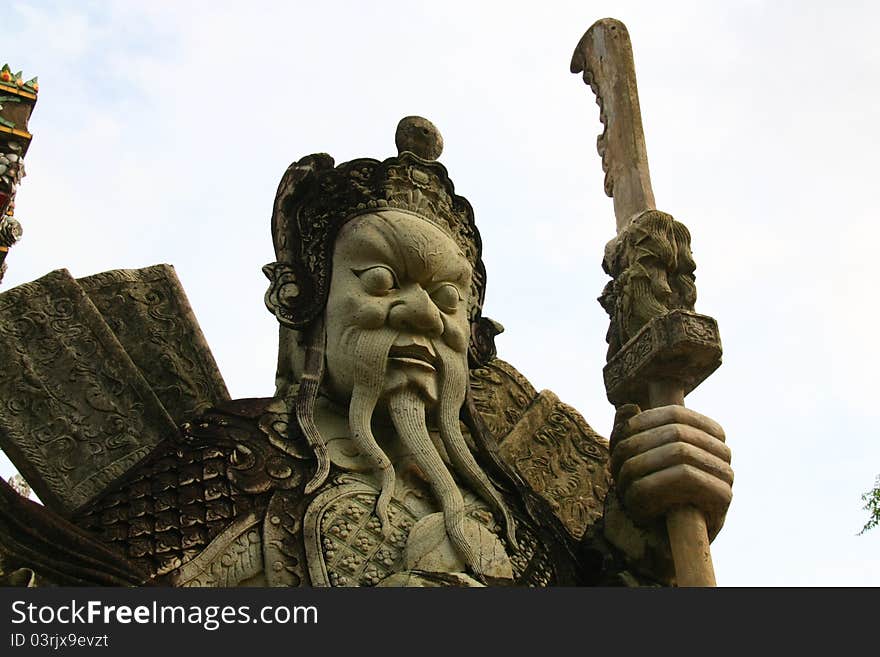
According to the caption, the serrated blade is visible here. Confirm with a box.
[571,18,656,233]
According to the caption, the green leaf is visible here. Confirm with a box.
[858,475,880,535]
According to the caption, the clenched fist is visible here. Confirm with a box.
[610,404,733,538]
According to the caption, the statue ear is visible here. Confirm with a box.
[468,316,504,368]
[262,261,301,328]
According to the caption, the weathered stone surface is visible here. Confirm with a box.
[603,309,721,407]
[469,358,537,442]
[79,264,230,425]
[0,269,177,515]
[571,18,655,231]
[395,116,444,161]
[573,18,730,586]
[73,398,301,579]
[171,512,263,587]
[498,390,611,541]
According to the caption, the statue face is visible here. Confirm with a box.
[298,209,517,576]
[323,210,472,406]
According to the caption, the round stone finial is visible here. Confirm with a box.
[395,116,444,161]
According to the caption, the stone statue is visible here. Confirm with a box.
[0,23,733,587]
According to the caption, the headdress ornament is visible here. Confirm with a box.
[265,116,500,366]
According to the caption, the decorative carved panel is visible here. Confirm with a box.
[0,269,177,515]
[79,265,229,425]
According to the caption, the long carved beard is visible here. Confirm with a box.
[435,345,518,551]
[387,388,484,574]
[345,328,516,575]
[348,329,399,534]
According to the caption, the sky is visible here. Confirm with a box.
[1,0,878,586]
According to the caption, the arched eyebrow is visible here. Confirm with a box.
[427,253,471,287]
[336,216,407,270]
[371,214,472,286]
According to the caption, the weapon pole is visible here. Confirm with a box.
[572,19,722,586]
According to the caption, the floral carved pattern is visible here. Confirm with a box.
[468,358,537,442]
[303,474,556,587]
[0,269,177,515]
[79,265,230,425]
[497,390,611,541]
[172,513,263,587]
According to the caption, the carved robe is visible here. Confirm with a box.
[67,358,629,587]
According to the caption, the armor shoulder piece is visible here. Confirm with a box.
[471,358,611,541]
[468,358,538,441]
[72,397,311,580]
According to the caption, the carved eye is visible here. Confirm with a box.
[430,283,462,312]
[354,266,398,295]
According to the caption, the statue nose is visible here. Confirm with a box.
[388,288,443,336]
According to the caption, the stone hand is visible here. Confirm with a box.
[610,404,733,539]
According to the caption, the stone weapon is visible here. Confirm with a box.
[571,19,723,586]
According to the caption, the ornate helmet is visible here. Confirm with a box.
[264,116,500,366]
